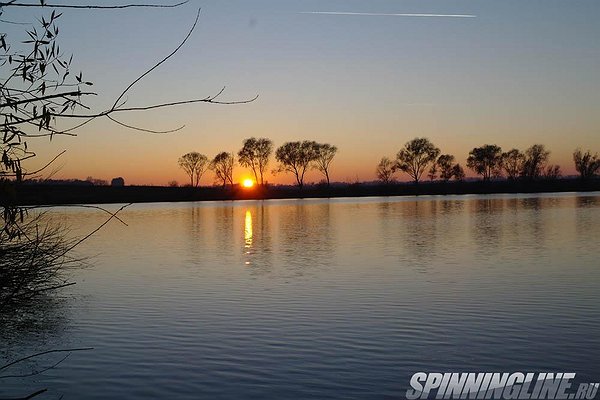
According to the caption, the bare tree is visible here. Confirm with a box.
[376,157,396,184]
[396,138,440,184]
[210,152,234,188]
[466,144,503,180]
[312,143,337,186]
[237,137,272,186]
[521,144,550,180]
[274,141,318,189]
[178,152,208,187]
[501,149,524,180]
[573,148,600,180]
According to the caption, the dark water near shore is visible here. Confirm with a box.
[2,193,600,399]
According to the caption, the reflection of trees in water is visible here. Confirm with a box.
[574,196,600,252]
[468,198,503,256]
[378,199,465,273]
[377,201,396,256]
[500,197,548,253]
[275,202,334,277]
[186,206,212,260]
[436,199,466,254]
[213,205,235,260]
[518,197,545,251]
[184,203,278,273]
[576,196,600,209]
[403,201,439,269]
[401,201,441,272]
[183,204,239,271]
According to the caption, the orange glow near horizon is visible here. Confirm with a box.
[242,178,255,188]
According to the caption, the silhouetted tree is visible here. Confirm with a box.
[573,148,600,180]
[238,137,273,186]
[376,157,396,184]
[274,141,318,188]
[501,149,525,180]
[110,177,125,187]
[86,176,108,186]
[467,144,503,180]
[428,164,438,181]
[312,143,337,186]
[436,154,456,182]
[178,152,208,187]
[452,164,466,181]
[396,138,440,184]
[544,165,561,180]
[521,144,550,179]
[210,152,235,188]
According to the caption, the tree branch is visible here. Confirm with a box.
[0,1,188,9]
[0,348,93,372]
[110,6,200,110]
[0,91,95,108]
[106,114,184,134]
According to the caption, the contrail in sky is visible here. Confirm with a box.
[299,11,476,18]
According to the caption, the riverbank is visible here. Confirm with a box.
[9,178,600,206]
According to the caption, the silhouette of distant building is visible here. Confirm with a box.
[111,177,125,187]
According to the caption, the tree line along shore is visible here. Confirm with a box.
[176,137,600,190]
[9,178,600,206]
[7,137,600,206]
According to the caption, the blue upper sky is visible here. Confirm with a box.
[3,0,599,184]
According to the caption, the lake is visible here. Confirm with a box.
[2,193,600,399]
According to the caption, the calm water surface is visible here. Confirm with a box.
[2,193,600,399]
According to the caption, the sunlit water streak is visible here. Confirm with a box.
[1,193,599,399]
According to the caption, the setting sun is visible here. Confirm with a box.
[242,179,255,188]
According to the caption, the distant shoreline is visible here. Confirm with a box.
[10,178,600,206]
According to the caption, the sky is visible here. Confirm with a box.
[4,0,600,185]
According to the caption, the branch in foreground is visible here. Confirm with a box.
[0,348,94,372]
[0,1,188,9]
[0,353,70,379]
[23,204,129,226]
[0,348,94,400]
[52,202,132,260]
[111,6,201,110]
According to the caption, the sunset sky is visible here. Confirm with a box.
[7,0,600,185]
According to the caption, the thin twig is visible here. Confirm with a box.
[0,348,93,372]
[22,204,129,226]
[0,353,70,379]
[107,114,184,134]
[52,203,131,259]
[22,150,66,177]
[111,7,201,110]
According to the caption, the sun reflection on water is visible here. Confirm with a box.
[244,210,253,265]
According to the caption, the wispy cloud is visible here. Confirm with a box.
[299,11,476,18]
